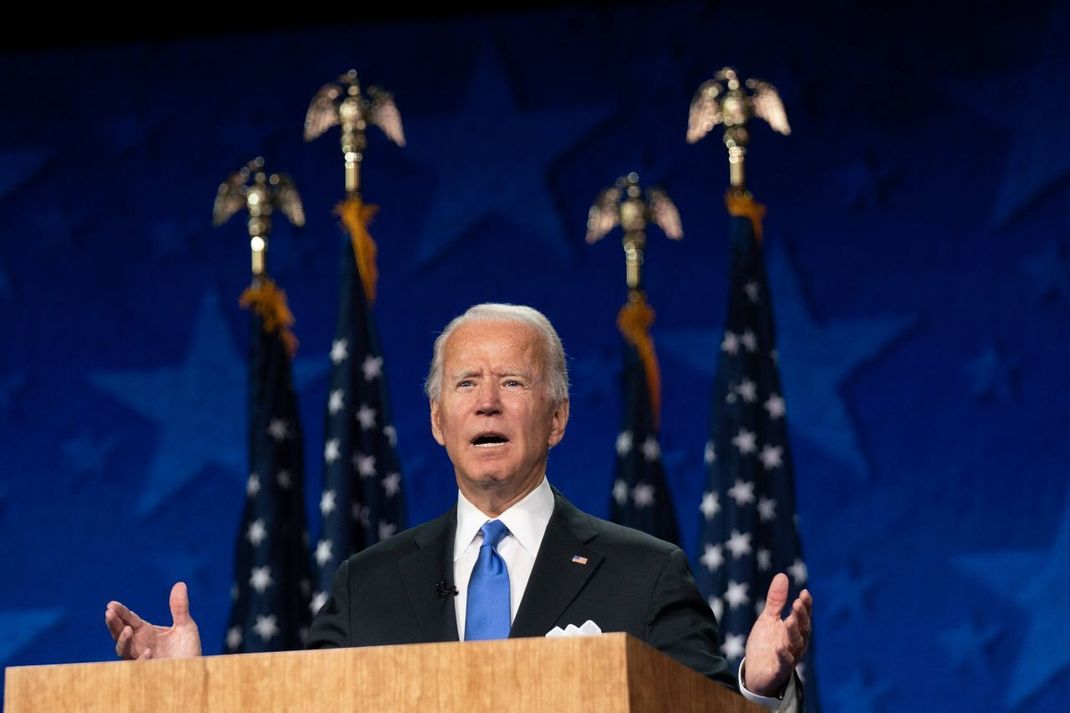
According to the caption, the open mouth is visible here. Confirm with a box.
[471,433,509,448]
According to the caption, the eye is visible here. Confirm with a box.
[456,379,475,389]
[503,378,524,389]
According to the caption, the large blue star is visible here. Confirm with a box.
[964,344,1018,402]
[0,609,64,665]
[60,430,119,477]
[829,669,892,713]
[939,615,1001,673]
[405,46,609,268]
[91,290,245,516]
[1020,239,1069,304]
[814,566,874,622]
[955,491,1070,707]
[658,239,913,479]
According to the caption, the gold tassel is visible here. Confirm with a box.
[240,278,299,359]
[725,191,766,243]
[336,195,381,304]
[617,294,662,430]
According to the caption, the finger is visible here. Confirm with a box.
[104,608,125,641]
[792,597,812,637]
[115,625,135,660]
[106,600,145,629]
[169,581,192,627]
[138,648,153,661]
[763,573,790,618]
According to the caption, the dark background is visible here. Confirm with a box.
[2,2,1068,710]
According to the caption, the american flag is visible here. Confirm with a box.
[224,277,314,653]
[311,200,406,616]
[694,193,820,709]
[608,294,681,546]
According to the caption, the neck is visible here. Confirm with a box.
[461,474,544,517]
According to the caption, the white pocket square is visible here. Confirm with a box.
[545,620,603,637]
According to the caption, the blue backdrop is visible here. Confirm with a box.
[2,2,1069,710]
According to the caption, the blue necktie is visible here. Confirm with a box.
[465,519,511,641]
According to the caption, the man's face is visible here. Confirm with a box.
[430,319,569,509]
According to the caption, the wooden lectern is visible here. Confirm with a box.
[5,633,762,712]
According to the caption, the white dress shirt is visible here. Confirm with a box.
[451,475,796,712]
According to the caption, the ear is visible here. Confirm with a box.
[430,399,446,446]
[547,399,570,448]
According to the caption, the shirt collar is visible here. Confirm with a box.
[454,475,555,561]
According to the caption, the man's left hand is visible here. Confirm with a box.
[742,572,812,697]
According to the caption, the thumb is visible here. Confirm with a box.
[169,581,192,627]
[763,572,790,619]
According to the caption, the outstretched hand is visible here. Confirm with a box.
[104,581,202,660]
[742,573,812,697]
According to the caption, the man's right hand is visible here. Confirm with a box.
[104,581,202,660]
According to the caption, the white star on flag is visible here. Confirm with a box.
[640,436,661,461]
[757,548,772,571]
[700,491,721,520]
[361,355,383,381]
[246,473,260,497]
[310,591,328,616]
[357,505,370,527]
[632,482,656,507]
[383,425,397,446]
[721,633,746,660]
[731,428,757,455]
[249,566,273,593]
[319,489,336,516]
[759,444,783,470]
[329,339,349,364]
[721,331,740,355]
[314,539,333,566]
[736,379,757,403]
[789,558,808,585]
[708,596,724,623]
[740,330,757,352]
[324,439,340,464]
[724,580,749,609]
[382,472,401,497]
[726,530,753,559]
[354,454,377,478]
[704,440,716,464]
[328,389,345,415]
[247,519,267,546]
[276,469,292,489]
[615,430,633,456]
[356,404,377,430]
[613,479,629,505]
[764,393,786,419]
[226,626,242,651]
[757,497,777,522]
[701,543,725,572]
[267,419,289,441]
[743,281,760,302]
[378,521,397,540]
[253,614,279,641]
[727,479,756,506]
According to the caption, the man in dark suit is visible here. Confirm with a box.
[106,303,811,710]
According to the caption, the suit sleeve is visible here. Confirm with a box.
[644,546,738,690]
[305,559,352,649]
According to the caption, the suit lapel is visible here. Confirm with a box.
[510,491,604,638]
[397,507,460,643]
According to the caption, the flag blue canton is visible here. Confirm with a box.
[311,231,406,616]
[225,284,314,653]
[608,301,681,545]
[694,198,820,709]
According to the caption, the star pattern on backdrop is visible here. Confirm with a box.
[830,669,892,713]
[954,491,1070,707]
[0,609,64,666]
[659,238,913,479]
[964,343,1018,402]
[405,46,609,267]
[939,614,1001,673]
[91,289,245,515]
[0,147,51,200]
[815,566,874,621]
[1020,238,1069,303]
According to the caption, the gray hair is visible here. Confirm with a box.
[424,303,570,404]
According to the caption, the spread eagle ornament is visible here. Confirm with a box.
[686,67,789,190]
[304,69,405,196]
[212,157,305,276]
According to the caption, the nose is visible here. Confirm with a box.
[475,381,502,416]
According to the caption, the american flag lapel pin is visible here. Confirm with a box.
[571,555,588,565]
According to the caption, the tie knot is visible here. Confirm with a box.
[480,520,509,549]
